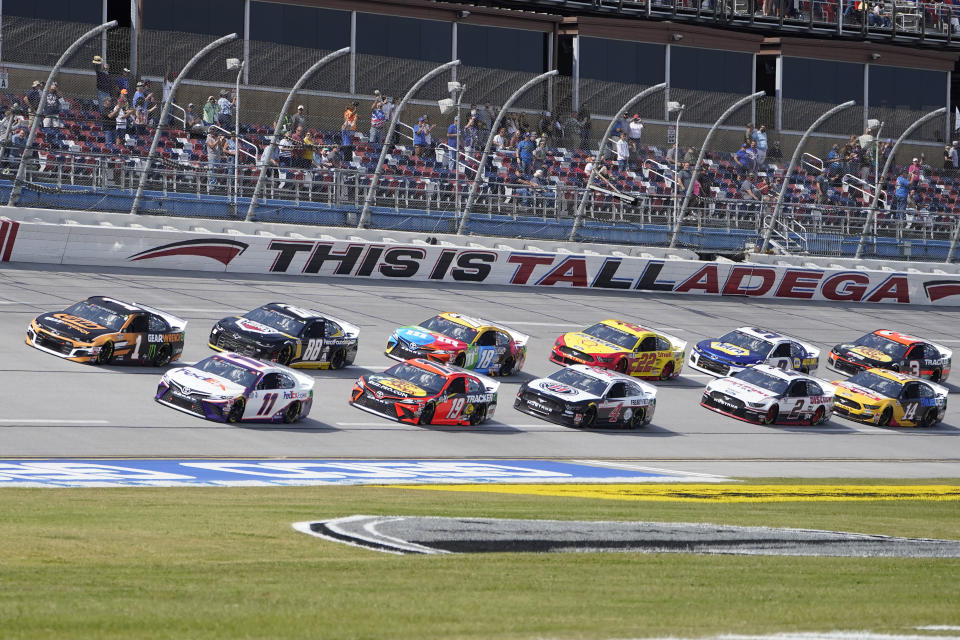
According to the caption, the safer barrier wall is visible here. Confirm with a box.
[3,216,960,306]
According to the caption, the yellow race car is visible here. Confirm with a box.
[550,319,686,380]
[832,368,948,427]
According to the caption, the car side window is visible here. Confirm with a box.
[259,373,282,390]
[608,382,627,398]
[638,336,658,352]
[304,322,324,339]
[923,344,940,360]
[447,377,467,395]
[278,373,296,390]
[627,383,645,397]
[917,383,935,398]
[902,382,920,399]
[324,321,343,338]
[770,343,791,358]
[466,377,484,394]
[789,342,805,358]
[905,345,923,361]
[128,314,149,333]
[787,381,807,397]
[477,331,496,347]
[806,381,824,396]
[655,337,671,351]
[495,331,511,347]
[148,315,169,332]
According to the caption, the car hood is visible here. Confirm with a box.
[834,381,887,403]
[221,317,291,344]
[394,326,467,351]
[525,377,600,404]
[33,312,116,343]
[695,339,764,366]
[558,332,627,356]
[707,377,778,403]
[833,343,895,365]
[165,367,247,397]
[364,374,432,399]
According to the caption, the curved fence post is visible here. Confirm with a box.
[246,46,350,222]
[854,107,945,259]
[358,59,460,229]
[568,83,667,242]
[760,100,855,253]
[131,33,238,215]
[669,91,765,249]
[8,21,118,207]
[456,69,559,235]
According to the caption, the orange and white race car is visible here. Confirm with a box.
[550,319,685,380]
[828,329,951,382]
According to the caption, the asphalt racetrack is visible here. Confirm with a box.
[1,263,958,478]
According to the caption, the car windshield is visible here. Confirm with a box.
[852,333,909,360]
[419,315,478,344]
[582,323,637,350]
[547,368,608,396]
[384,362,447,395]
[717,330,774,355]
[846,370,903,398]
[62,301,127,331]
[193,356,260,389]
[245,306,307,335]
[733,368,789,395]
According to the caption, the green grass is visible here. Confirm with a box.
[1,481,959,640]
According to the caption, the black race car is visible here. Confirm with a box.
[827,329,952,383]
[209,302,359,369]
[25,296,187,365]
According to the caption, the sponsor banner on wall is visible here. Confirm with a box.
[5,219,960,306]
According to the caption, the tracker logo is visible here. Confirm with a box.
[128,239,248,266]
[923,280,960,303]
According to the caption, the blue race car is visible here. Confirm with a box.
[687,326,820,378]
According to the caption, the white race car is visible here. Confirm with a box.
[514,364,657,429]
[688,326,821,378]
[155,352,314,423]
[700,364,834,425]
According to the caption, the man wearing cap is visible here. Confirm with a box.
[42,82,62,129]
[26,81,42,119]
[627,114,644,168]
[132,81,146,111]
[289,105,307,134]
[93,56,112,106]
[516,132,535,175]
[341,101,358,148]
[115,67,130,98]
[413,116,430,158]
[202,96,217,130]
[516,168,546,207]
[949,141,959,174]
[217,89,234,129]
[445,116,460,170]
[185,103,203,136]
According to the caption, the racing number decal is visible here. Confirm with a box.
[476,349,495,370]
[607,403,622,422]
[302,339,323,361]
[908,360,921,377]
[788,399,805,418]
[257,393,279,416]
[633,352,659,375]
[446,397,466,419]
[903,402,919,422]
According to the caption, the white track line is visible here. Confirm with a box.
[0,419,110,424]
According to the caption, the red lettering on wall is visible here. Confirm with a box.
[507,254,556,285]
[774,270,823,299]
[866,275,910,304]
[821,273,870,301]
[721,266,776,296]
[674,265,720,294]
[537,257,589,287]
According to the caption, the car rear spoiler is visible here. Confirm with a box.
[135,302,188,331]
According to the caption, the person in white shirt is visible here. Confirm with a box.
[611,132,630,172]
[627,115,644,167]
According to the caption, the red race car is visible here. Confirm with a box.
[349,358,499,426]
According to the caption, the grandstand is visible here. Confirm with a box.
[0,0,958,261]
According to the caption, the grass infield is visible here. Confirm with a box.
[1,479,959,640]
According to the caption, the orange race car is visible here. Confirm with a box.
[827,329,952,382]
[550,319,686,380]
[25,296,186,366]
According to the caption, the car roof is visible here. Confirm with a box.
[405,357,460,378]
[86,296,145,315]
[733,326,784,341]
[212,352,272,373]
[749,363,806,380]
[873,329,923,346]
[263,302,324,320]
[598,319,653,337]
[862,367,914,384]
[567,364,630,382]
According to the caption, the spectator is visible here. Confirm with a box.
[611,112,629,138]
[369,99,386,145]
[735,142,754,175]
[413,116,430,157]
[26,80,42,119]
[185,103,205,136]
[93,56,111,105]
[381,96,395,123]
[745,122,755,143]
[290,104,307,131]
[682,146,698,165]
[752,125,768,167]
[894,168,911,212]
[161,69,175,116]
[532,136,548,170]
[98,98,117,146]
[202,96,217,130]
[612,131,630,172]
[217,89,234,128]
[516,131,535,174]
[133,96,155,136]
[868,3,891,26]
[478,102,495,131]
[948,141,959,174]
[565,111,581,150]
[301,130,318,168]
[767,140,784,164]
[740,173,761,201]
[341,101,358,148]
[42,82,62,129]
[206,129,224,186]
[537,110,552,138]
[492,126,507,152]
[277,131,294,168]
[516,168,545,206]
[815,170,831,204]
[576,108,592,151]
[827,144,843,175]
[115,67,130,98]
[464,114,480,153]
[113,90,132,144]
[677,161,692,193]
[627,114,644,166]
[908,156,923,184]
[445,116,459,168]
[583,155,595,178]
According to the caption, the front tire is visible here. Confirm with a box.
[469,404,486,426]
[762,405,779,425]
[418,403,436,425]
[919,408,938,428]
[226,397,245,423]
[283,401,301,424]
[626,408,646,430]
[810,405,825,426]
[453,353,466,368]
[579,405,597,429]
[95,341,114,365]
[276,344,294,366]
[615,359,628,373]
[877,407,893,426]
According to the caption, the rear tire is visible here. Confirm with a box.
[919,408,937,428]
[276,344,293,366]
[931,368,942,383]
[468,404,486,426]
[453,353,466,367]
[152,344,172,367]
[226,397,245,423]
[500,357,515,377]
[330,348,346,370]
[283,401,301,424]
[626,408,646,429]
[659,362,674,381]
[811,405,825,426]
